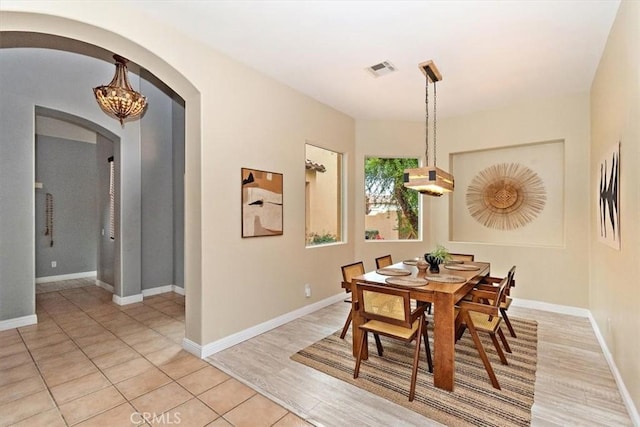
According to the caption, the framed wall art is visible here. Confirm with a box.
[241,168,283,238]
[598,142,620,250]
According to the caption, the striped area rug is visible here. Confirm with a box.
[291,317,537,426]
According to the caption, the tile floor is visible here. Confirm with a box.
[0,280,310,427]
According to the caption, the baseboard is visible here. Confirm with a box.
[142,285,173,297]
[112,293,143,306]
[141,284,185,297]
[95,280,114,293]
[511,297,590,317]
[0,314,38,331]
[512,297,638,424]
[587,312,640,426]
[191,292,345,359]
[36,271,97,284]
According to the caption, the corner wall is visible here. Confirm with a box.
[590,0,640,414]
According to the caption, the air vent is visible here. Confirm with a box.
[366,61,397,78]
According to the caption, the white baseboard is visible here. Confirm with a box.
[185,292,346,359]
[511,297,590,317]
[36,271,97,284]
[112,293,143,306]
[0,314,38,331]
[142,284,185,297]
[512,297,639,424]
[95,280,114,293]
[587,312,640,426]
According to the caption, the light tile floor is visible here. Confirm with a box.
[0,280,310,427]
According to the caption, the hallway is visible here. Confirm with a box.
[0,281,308,426]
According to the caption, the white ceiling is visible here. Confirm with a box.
[130,0,620,121]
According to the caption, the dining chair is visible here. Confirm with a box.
[455,275,511,390]
[450,253,475,262]
[374,254,393,269]
[353,282,433,401]
[478,266,517,337]
[340,262,384,356]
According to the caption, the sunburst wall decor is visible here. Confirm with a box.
[466,163,546,230]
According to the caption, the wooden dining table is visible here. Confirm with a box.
[349,260,490,391]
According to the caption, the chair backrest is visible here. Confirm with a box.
[506,265,516,292]
[375,255,393,269]
[450,253,475,262]
[341,261,365,284]
[355,282,413,329]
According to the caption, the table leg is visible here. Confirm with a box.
[433,292,455,391]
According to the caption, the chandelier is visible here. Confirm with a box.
[403,60,454,196]
[93,55,147,126]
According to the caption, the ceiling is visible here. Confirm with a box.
[131,0,620,121]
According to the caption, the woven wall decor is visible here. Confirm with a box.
[466,163,546,230]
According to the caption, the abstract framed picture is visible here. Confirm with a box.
[598,142,620,250]
[241,168,283,237]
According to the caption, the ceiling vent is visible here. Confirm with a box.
[366,61,397,78]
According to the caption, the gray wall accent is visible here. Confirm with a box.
[140,78,175,290]
[172,100,185,289]
[35,136,98,277]
[97,134,115,285]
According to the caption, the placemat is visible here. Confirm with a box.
[426,274,466,283]
[402,259,419,266]
[444,264,481,271]
[385,277,428,287]
[376,267,412,276]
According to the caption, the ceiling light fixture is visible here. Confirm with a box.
[93,55,147,126]
[403,60,454,196]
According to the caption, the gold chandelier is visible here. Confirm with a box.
[93,55,147,126]
[403,60,454,196]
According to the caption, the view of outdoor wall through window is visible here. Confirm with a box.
[365,157,420,240]
[305,143,343,246]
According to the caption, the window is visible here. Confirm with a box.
[305,143,343,246]
[364,157,420,240]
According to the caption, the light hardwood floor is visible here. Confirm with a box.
[208,303,633,426]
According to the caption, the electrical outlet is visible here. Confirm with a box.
[304,283,311,298]
[51,261,57,268]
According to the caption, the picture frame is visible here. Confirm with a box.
[241,168,283,238]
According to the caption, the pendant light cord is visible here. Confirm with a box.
[433,80,437,168]
[425,75,429,167]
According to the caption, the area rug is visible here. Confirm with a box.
[291,317,537,427]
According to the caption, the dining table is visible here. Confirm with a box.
[349,260,490,392]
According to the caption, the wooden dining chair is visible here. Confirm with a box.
[455,275,511,390]
[478,266,517,337]
[353,282,433,401]
[340,262,384,356]
[450,253,475,262]
[374,254,393,269]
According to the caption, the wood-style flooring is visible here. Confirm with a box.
[207,303,633,426]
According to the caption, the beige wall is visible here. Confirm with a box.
[305,144,341,241]
[590,0,640,412]
[356,93,591,306]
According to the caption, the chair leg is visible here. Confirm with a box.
[465,314,500,389]
[340,309,352,339]
[501,308,517,338]
[497,327,512,353]
[422,318,433,373]
[409,319,423,401]
[353,331,367,379]
[427,302,432,315]
[455,324,467,341]
[490,332,509,365]
[373,333,384,356]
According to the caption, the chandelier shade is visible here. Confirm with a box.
[93,55,147,126]
[403,60,455,196]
